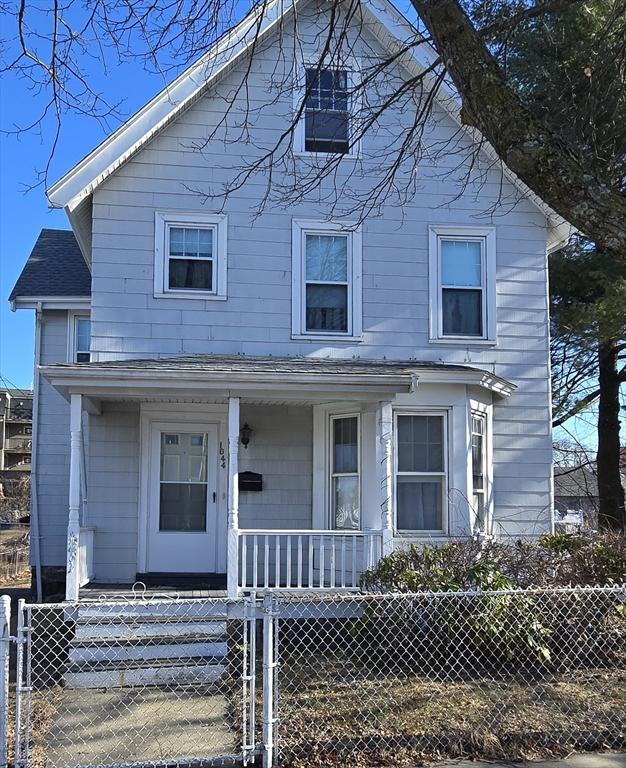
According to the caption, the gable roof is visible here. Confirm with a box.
[47,0,573,261]
[9,229,91,307]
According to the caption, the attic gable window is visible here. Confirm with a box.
[154,212,228,300]
[304,68,350,154]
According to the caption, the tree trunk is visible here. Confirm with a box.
[410,0,626,257]
[596,342,626,530]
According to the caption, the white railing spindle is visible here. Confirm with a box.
[237,529,383,593]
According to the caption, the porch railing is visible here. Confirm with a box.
[238,530,383,591]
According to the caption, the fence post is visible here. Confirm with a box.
[0,596,10,768]
[262,592,277,768]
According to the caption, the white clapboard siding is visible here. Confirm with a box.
[32,0,555,568]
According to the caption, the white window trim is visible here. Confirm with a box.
[154,211,228,300]
[393,409,450,536]
[428,225,497,344]
[468,402,494,535]
[291,218,363,340]
[293,56,362,158]
[67,311,91,363]
[291,219,363,342]
[329,412,362,530]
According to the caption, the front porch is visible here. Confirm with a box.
[41,354,512,602]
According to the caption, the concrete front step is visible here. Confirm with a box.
[74,619,227,641]
[69,639,228,665]
[64,658,228,689]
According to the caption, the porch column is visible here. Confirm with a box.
[227,396,240,598]
[66,393,82,601]
[376,401,394,557]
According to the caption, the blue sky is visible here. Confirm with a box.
[0,52,169,391]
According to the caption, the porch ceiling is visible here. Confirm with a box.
[40,353,516,404]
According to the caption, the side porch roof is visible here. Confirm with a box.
[40,354,516,404]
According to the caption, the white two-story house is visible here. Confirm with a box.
[10,0,571,601]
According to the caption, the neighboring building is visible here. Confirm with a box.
[0,389,33,473]
[554,466,599,530]
[9,0,573,600]
[554,463,626,531]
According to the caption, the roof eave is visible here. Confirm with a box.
[40,360,515,399]
[11,296,91,312]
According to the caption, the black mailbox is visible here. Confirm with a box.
[239,471,263,492]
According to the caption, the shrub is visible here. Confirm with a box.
[361,532,626,593]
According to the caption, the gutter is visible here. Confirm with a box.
[30,304,43,600]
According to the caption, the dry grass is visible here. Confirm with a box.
[6,687,62,768]
[277,663,626,766]
[0,528,29,584]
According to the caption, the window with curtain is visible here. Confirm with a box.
[74,317,91,362]
[305,233,349,332]
[304,68,349,154]
[471,413,486,528]
[167,225,215,292]
[395,414,446,532]
[440,238,484,336]
[331,415,360,529]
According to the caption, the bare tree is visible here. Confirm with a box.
[2,0,625,258]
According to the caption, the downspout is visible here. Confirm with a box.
[30,304,43,600]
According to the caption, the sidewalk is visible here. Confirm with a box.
[440,754,626,768]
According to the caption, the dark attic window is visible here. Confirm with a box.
[304,68,350,154]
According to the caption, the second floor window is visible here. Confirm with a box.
[429,226,496,343]
[291,220,362,339]
[168,226,214,292]
[74,317,91,362]
[304,68,349,154]
[154,212,228,300]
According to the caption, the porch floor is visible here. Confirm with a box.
[79,583,228,600]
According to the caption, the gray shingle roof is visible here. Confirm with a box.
[9,229,91,301]
[46,353,488,377]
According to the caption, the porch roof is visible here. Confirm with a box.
[40,353,516,403]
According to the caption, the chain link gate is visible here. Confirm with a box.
[12,594,264,768]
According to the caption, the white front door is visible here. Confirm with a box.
[147,425,219,573]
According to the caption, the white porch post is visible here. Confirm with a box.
[227,396,240,598]
[376,401,394,558]
[66,393,83,601]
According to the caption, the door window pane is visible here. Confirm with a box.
[159,432,208,531]
[396,476,442,531]
[442,288,482,336]
[159,484,207,532]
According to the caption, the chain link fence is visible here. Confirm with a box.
[11,596,258,768]
[1,586,624,768]
[275,586,626,765]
